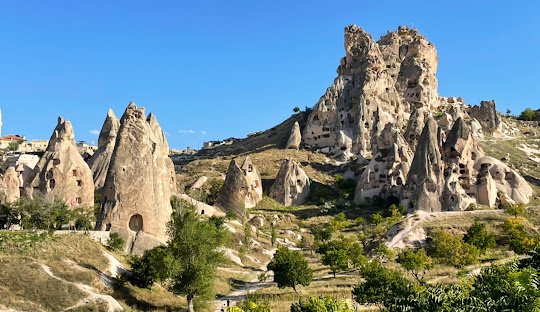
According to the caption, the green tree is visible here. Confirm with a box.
[463,221,496,251]
[130,246,177,288]
[291,296,352,312]
[168,203,229,312]
[501,217,538,254]
[319,240,350,277]
[293,106,301,113]
[396,249,433,282]
[107,233,124,251]
[519,108,537,121]
[426,230,479,268]
[353,261,412,309]
[267,246,313,293]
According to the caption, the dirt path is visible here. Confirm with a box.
[40,264,123,312]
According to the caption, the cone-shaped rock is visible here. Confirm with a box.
[216,156,262,215]
[401,117,444,212]
[96,103,177,254]
[87,109,120,190]
[285,121,301,149]
[30,117,94,208]
[269,158,310,206]
[0,167,20,204]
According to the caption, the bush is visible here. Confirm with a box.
[464,221,496,251]
[396,248,433,281]
[519,108,537,121]
[130,246,176,288]
[426,230,479,268]
[501,218,538,254]
[291,296,352,312]
[293,106,301,113]
[107,232,125,251]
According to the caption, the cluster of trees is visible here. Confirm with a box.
[0,196,94,230]
[354,250,540,311]
[128,199,230,312]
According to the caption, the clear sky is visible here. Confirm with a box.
[0,1,538,149]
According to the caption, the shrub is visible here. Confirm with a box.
[293,106,301,113]
[130,246,176,288]
[291,297,352,312]
[464,221,496,251]
[501,218,538,254]
[519,108,537,121]
[426,230,479,268]
[396,249,433,281]
[107,232,125,251]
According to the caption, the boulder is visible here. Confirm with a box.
[87,109,120,190]
[269,158,310,206]
[189,176,208,191]
[29,117,94,208]
[96,103,177,254]
[285,121,301,149]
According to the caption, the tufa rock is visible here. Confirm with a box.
[285,121,302,150]
[401,117,444,212]
[189,176,208,191]
[87,109,120,190]
[29,117,94,208]
[0,167,20,204]
[269,158,310,206]
[96,103,177,254]
[468,100,502,135]
[216,156,262,215]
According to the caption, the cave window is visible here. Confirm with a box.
[201,210,205,215]
[53,159,61,165]
[49,179,56,189]
[76,197,82,204]
[73,169,77,176]
[129,214,143,232]
[248,164,253,172]
[77,180,82,187]
[396,177,403,185]
[105,223,112,231]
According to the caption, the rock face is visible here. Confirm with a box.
[401,117,445,212]
[96,103,177,254]
[269,158,310,206]
[468,100,502,135]
[474,156,533,204]
[0,167,20,204]
[87,109,120,190]
[301,24,532,212]
[354,124,413,202]
[285,121,302,149]
[216,156,262,215]
[29,118,94,208]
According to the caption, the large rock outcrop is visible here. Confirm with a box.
[269,158,310,206]
[303,25,408,158]
[216,156,262,215]
[468,100,502,135]
[29,118,94,208]
[96,103,177,254]
[87,109,120,190]
[401,117,444,212]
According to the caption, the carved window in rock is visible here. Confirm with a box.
[53,159,61,166]
[77,180,82,187]
[73,169,78,177]
[396,177,403,186]
[247,164,253,172]
[49,179,56,189]
[129,214,143,232]
[76,197,82,204]
[46,170,54,180]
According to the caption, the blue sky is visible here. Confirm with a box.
[0,1,538,149]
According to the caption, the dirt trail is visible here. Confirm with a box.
[40,264,123,312]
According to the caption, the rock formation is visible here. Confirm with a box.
[190,176,208,191]
[354,124,413,202]
[468,100,502,135]
[87,109,120,190]
[473,156,533,204]
[285,121,301,150]
[29,117,94,208]
[96,103,177,254]
[216,156,262,215]
[0,167,20,204]
[269,158,310,206]
[401,117,445,212]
